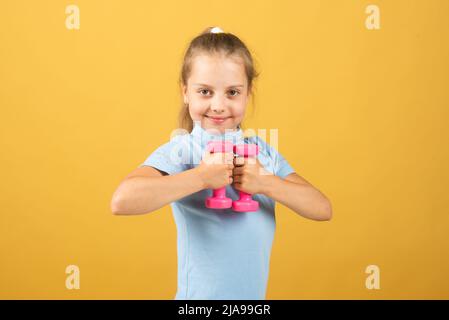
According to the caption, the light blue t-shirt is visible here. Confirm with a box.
[140,123,295,299]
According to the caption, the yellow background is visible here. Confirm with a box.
[1,0,448,299]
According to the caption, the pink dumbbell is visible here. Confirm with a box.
[232,144,260,212]
[205,140,234,209]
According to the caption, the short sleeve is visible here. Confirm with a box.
[273,150,295,179]
[250,136,295,179]
[139,136,188,175]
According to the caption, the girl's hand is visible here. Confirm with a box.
[232,157,273,194]
[196,151,234,190]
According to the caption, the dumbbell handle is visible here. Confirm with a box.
[237,191,253,201]
[212,187,227,198]
[205,140,234,209]
[232,143,260,212]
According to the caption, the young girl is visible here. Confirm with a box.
[111,26,332,300]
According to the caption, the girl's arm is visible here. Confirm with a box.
[262,173,333,221]
[111,152,234,215]
[111,166,204,215]
[232,159,332,221]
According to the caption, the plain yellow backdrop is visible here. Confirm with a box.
[1,0,448,299]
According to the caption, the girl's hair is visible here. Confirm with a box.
[178,26,260,133]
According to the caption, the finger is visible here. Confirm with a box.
[233,175,241,183]
[232,166,244,175]
[211,152,226,164]
[202,151,214,164]
[234,157,245,166]
[245,156,258,165]
[215,152,233,165]
[225,153,234,164]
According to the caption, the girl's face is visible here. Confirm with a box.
[182,53,250,133]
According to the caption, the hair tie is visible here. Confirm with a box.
[210,26,224,34]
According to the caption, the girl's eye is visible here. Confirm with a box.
[198,89,239,96]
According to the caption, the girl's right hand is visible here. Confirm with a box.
[196,151,234,189]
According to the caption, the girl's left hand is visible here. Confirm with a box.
[232,157,273,194]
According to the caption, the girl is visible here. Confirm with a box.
[111,26,332,300]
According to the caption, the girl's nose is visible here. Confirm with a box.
[210,95,226,113]
[211,107,224,114]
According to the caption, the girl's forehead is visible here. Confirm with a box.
[189,54,247,84]
[192,56,243,72]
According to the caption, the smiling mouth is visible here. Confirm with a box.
[205,115,230,123]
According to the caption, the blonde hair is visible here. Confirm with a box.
[178,27,260,133]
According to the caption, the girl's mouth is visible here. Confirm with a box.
[205,115,229,124]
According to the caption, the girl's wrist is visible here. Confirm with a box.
[259,174,279,197]
[192,166,207,190]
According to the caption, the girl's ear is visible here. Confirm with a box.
[181,84,188,103]
[247,83,253,97]
[181,83,186,94]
